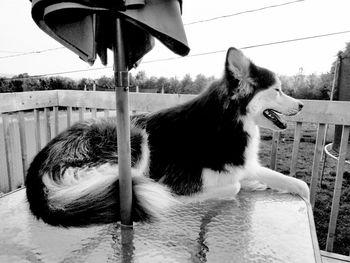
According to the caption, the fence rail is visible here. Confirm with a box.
[0,90,349,256]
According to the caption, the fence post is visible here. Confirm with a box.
[270,131,280,170]
[326,125,350,252]
[310,123,326,208]
[17,112,28,182]
[290,122,302,177]
[1,114,12,192]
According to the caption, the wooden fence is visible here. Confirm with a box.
[0,90,349,254]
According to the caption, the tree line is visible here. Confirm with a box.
[0,70,334,100]
[2,41,350,100]
[0,72,217,94]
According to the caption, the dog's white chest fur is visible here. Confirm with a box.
[201,118,260,195]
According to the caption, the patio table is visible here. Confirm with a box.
[0,189,321,262]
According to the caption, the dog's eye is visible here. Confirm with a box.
[275,88,280,92]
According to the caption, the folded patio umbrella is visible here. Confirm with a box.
[29,0,190,226]
[30,0,190,68]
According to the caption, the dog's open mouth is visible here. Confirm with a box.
[263,109,287,129]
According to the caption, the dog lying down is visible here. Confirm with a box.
[25,47,309,227]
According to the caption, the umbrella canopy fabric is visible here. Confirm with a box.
[30,0,189,68]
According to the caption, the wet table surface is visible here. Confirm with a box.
[0,189,321,263]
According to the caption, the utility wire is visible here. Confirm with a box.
[0,0,304,59]
[5,29,350,81]
[144,30,350,63]
[184,0,304,26]
[0,47,64,59]
[9,67,110,80]
[0,50,27,54]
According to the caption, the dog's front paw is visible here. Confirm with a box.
[293,179,310,201]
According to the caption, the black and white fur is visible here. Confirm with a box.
[26,47,309,227]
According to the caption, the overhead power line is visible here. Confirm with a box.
[0,0,304,60]
[0,50,27,54]
[5,29,350,81]
[0,47,64,59]
[10,67,111,80]
[184,0,304,26]
[144,30,350,63]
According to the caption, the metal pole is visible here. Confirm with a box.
[113,17,133,227]
[320,57,341,186]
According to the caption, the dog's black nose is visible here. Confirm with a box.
[298,102,304,111]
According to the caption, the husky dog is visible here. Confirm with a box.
[26,47,309,227]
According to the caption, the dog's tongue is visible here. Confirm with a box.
[263,109,287,129]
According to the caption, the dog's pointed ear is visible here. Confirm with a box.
[225,47,250,81]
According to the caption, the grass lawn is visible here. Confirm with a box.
[259,123,350,256]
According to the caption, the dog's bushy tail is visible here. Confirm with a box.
[25,119,178,227]
[26,162,177,227]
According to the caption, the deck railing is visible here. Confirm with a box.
[0,90,349,255]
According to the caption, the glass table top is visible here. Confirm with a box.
[0,189,321,263]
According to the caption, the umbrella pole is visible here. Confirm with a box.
[113,17,133,227]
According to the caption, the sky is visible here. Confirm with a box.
[0,0,350,80]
